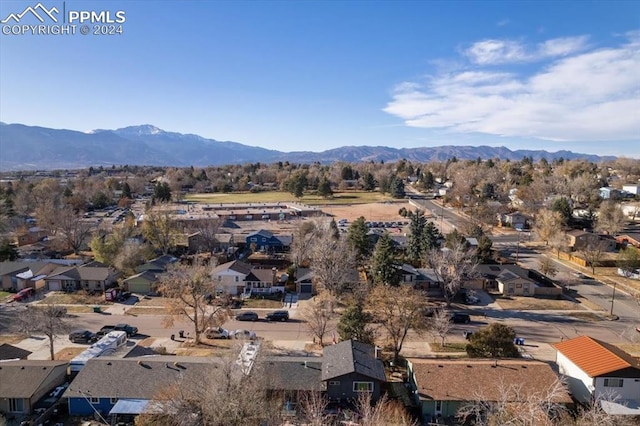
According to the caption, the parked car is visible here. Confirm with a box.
[265,310,289,322]
[114,323,138,336]
[13,287,35,302]
[205,326,230,339]
[69,329,97,344]
[235,311,259,321]
[96,325,117,338]
[450,313,471,324]
[229,329,257,340]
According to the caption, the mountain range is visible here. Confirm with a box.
[0,122,615,171]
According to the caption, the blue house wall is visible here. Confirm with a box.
[68,397,115,416]
[246,232,282,251]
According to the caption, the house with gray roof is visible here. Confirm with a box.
[122,270,159,294]
[0,343,32,360]
[44,264,120,292]
[63,356,219,416]
[0,360,68,415]
[322,340,386,402]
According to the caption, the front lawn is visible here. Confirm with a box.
[429,342,468,352]
[0,291,12,301]
[41,291,110,305]
[242,298,283,309]
[492,295,588,311]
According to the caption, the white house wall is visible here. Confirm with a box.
[214,269,246,295]
[594,376,640,401]
[556,352,594,403]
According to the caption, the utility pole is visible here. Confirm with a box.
[610,281,617,316]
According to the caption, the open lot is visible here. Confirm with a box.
[185,190,396,205]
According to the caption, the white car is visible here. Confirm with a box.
[205,327,230,339]
[229,329,257,340]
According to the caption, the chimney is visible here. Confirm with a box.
[272,267,277,285]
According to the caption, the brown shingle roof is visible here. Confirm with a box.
[553,335,640,377]
[0,360,68,398]
[409,359,571,403]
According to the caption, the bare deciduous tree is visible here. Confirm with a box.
[538,256,559,278]
[354,392,418,426]
[366,285,427,362]
[310,230,356,296]
[428,308,452,347]
[185,217,223,253]
[534,209,564,246]
[425,243,478,306]
[300,291,336,346]
[15,302,72,360]
[140,347,282,426]
[290,220,320,268]
[297,391,334,426]
[581,239,608,275]
[457,377,570,426]
[159,261,228,343]
[595,200,626,236]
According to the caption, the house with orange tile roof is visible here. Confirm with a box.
[553,335,640,415]
[406,358,572,422]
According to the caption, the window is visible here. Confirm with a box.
[235,276,239,282]
[435,401,442,412]
[110,397,118,404]
[9,398,24,412]
[329,381,340,386]
[353,382,373,392]
[604,378,623,387]
[90,397,100,404]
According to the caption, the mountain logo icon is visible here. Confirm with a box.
[2,2,59,24]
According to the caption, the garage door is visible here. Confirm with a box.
[299,284,313,294]
[128,282,151,294]
[48,280,61,291]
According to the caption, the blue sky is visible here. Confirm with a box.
[1,0,638,157]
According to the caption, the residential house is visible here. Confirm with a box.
[554,335,640,415]
[321,340,386,403]
[122,270,159,294]
[293,268,362,295]
[399,264,442,292]
[616,233,640,249]
[134,254,177,274]
[0,261,76,291]
[566,230,617,252]
[243,267,285,296]
[0,360,68,415]
[600,187,621,200]
[0,343,32,360]
[295,268,314,294]
[44,263,120,292]
[622,184,639,196]
[498,212,528,229]
[15,227,48,246]
[265,356,324,414]
[470,264,562,297]
[63,356,219,416]
[407,358,572,422]
[211,260,253,296]
[245,229,292,252]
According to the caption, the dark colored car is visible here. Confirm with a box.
[235,311,259,321]
[450,313,471,324]
[265,310,289,322]
[114,323,138,336]
[96,325,117,338]
[69,329,97,344]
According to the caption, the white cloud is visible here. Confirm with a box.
[464,36,589,64]
[384,35,640,142]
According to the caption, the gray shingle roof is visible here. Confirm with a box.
[321,340,386,382]
[0,343,32,360]
[265,356,323,391]
[213,260,252,275]
[63,356,219,399]
[0,360,68,398]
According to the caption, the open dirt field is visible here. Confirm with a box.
[319,201,413,222]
